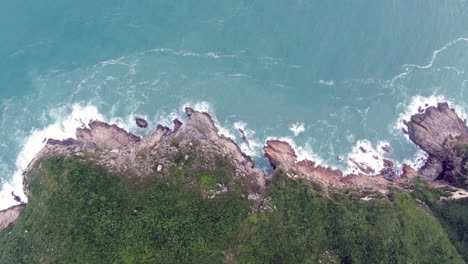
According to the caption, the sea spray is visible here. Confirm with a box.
[0,104,105,210]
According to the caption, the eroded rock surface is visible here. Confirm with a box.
[405,102,468,186]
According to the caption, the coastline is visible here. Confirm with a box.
[0,101,466,231]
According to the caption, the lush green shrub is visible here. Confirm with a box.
[233,174,463,263]
[0,158,465,263]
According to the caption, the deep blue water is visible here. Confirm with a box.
[1,1,467,209]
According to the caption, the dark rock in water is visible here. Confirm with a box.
[136,117,148,128]
[406,102,468,186]
[381,145,391,153]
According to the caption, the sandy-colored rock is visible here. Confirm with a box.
[0,205,25,232]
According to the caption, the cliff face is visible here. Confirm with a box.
[405,102,468,187]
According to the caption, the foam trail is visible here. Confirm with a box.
[388,37,468,86]
[403,38,468,70]
[0,104,104,210]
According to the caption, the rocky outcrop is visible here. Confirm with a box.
[24,108,265,196]
[264,140,393,192]
[405,103,468,186]
[0,205,25,232]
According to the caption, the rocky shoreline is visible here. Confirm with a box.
[0,102,467,231]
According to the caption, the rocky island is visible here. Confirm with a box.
[0,103,467,263]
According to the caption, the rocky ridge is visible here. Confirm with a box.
[23,107,265,197]
[1,102,467,231]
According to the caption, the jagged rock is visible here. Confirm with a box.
[264,140,393,192]
[24,108,265,196]
[406,103,467,159]
[263,140,296,169]
[406,102,468,184]
[135,117,148,128]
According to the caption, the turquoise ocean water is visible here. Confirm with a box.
[1,1,468,209]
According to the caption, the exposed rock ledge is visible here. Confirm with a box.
[263,140,415,193]
[405,102,468,185]
[1,103,466,231]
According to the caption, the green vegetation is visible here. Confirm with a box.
[233,174,463,263]
[413,178,468,261]
[0,157,248,263]
[0,157,466,263]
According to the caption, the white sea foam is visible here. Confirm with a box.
[401,149,429,171]
[344,140,387,176]
[156,110,183,129]
[289,122,305,136]
[233,121,262,157]
[0,104,105,210]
